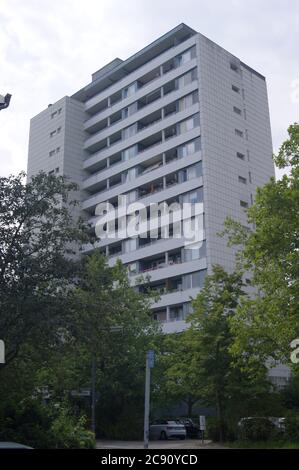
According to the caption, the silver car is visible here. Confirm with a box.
[149,420,187,440]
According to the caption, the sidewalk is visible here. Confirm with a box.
[96,439,228,449]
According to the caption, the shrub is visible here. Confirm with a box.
[284,416,299,442]
[205,417,235,442]
[238,417,277,441]
[0,399,54,448]
[0,400,95,448]
[50,407,95,449]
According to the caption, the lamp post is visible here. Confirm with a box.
[0,94,12,111]
[144,350,155,449]
[0,340,5,364]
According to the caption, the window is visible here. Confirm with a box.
[50,130,56,138]
[175,46,196,67]
[49,150,55,157]
[247,150,250,161]
[240,200,249,208]
[126,190,137,203]
[183,241,206,263]
[122,123,137,140]
[123,82,138,99]
[55,167,59,173]
[235,129,244,138]
[191,270,206,288]
[122,102,138,119]
[238,176,247,184]
[249,171,252,183]
[181,188,203,204]
[56,147,60,153]
[178,113,200,134]
[57,126,61,134]
[232,84,240,93]
[233,106,242,115]
[177,90,198,112]
[184,162,202,180]
[122,145,138,161]
[176,68,197,88]
[48,170,54,175]
[178,138,201,158]
[236,152,245,160]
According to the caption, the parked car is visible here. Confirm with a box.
[0,442,33,449]
[238,416,285,431]
[149,420,186,440]
[176,418,201,438]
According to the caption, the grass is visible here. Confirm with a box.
[227,440,299,449]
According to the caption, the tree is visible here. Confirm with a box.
[153,332,202,417]
[0,172,88,365]
[62,251,161,438]
[223,123,299,366]
[186,266,269,441]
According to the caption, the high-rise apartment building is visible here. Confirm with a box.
[27,23,274,334]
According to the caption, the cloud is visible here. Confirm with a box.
[0,0,298,178]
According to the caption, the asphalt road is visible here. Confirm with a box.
[96,439,227,449]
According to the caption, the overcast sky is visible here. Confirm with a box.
[0,0,298,178]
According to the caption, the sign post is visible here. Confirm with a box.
[144,350,155,449]
[0,340,4,364]
[199,415,206,445]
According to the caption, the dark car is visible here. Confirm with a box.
[176,418,201,438]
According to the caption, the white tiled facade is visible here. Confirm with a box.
[27,24,275,334]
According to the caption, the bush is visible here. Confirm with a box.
[205,417,235,442]
[0,400,95,449]
[284,416,299,442]
[0,399,54,448]
[238,418,277,441]
[50,407,95,449]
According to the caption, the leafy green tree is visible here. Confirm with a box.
[152,332,202,417]
[186,266,269,441]
[222,123,299,365]
[0,172,88,366]
[35,251,161,438]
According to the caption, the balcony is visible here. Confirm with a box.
[139,248,181,274]
[84,39,196,115]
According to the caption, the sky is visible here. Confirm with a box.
[0,0,298,179]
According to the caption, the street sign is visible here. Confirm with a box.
[148,350,155,368]
[199,415,206,431]
[71,388,91,397]
[0,340,4,364]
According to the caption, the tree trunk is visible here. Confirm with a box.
[216,390,225,442]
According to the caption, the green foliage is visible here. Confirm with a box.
[0,171,89,366]
[152,333,201,416]
[238,418,277,441]
[222,123,299,364]
[281,376,299,410]
[50,406,95,449]
[97,402,143,440]
[0,172,161,446]
[284,416,299,442]
[0,399,54,448]
[187,266,269,441]
[0,399,95,449]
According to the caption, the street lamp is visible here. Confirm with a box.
[0,93,12,111]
